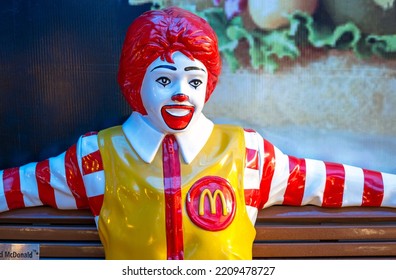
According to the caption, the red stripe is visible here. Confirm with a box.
[36,160,57,208]
[65,145,89,209]
[3,167,25,209]
[362,169,384,206]
[162,135,184,260]
[82,150,104,175]
[243,132,260,207]
[245,148,259,170]
[322,162,345,207]
[283,156,306,206]
[258,140,276,209]
[244,189,261,208]
[88,194,104,217]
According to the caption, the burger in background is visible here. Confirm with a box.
[237,0,318,30]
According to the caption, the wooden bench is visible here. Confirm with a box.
[1,206,396,259]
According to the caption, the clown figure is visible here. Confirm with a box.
[1,7,396,260]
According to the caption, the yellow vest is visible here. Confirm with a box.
[97,124,256,259]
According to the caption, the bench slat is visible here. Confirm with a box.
[2,206,396,224]
[257,206,396,223]
[0,208,94,225]
[2,224,395,242]
[253,242,396,258]
[0,225,99,241]
[39,243,105,259]
[255,224,396,241]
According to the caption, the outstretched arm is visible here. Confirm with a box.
[0,132,104,220]
[243,129,396,211]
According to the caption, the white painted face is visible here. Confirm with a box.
[140,51,208,134]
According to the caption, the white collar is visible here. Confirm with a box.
[122,112,214,164]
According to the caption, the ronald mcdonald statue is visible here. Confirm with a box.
[1,7,396,260]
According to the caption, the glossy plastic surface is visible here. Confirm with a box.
[97,125,255,260]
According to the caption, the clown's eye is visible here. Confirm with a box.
[156,77,171,87]
[189,79,202,89]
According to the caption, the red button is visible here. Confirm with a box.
[186,176,236,231]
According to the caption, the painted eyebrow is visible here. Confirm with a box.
[150,65,177,72]
[185,66,206,73]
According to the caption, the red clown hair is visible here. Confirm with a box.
[117,7,221,114]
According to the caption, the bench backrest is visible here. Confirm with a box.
[1,206,396,259]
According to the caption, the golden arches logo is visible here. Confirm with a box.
[186,176,236,231]
[199,189,228,216]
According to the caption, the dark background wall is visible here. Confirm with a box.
[0,0,150,169]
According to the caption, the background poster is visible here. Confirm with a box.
[1,0,395,173]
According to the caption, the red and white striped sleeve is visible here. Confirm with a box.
[76,132,105,224]
[0,132,105,224]
[243,129,396,219]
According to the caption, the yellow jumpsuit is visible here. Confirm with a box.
[97,125,256,259]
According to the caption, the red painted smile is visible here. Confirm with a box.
[161,105,195,130]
